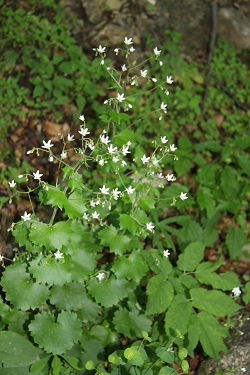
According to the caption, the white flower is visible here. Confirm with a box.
[82,213,89,220]
[157,173,164,179]
[114,48,119,55]
[130,47,135,52]
[100,59,104,65]
[146,222,155,232]
[99,159,105,166]
[21,211,31,221]
[241,368,246,373]
[108,144,117,154]
[152,157,159,165]
[33,170,43,180]
[100,134,111,145]
[0,255,4,262]
[60,152,67,159]
[117,93,125,102]
[97,45,106,53]
[163,249,170,258]
[152,78,157,82]
[124,37,133,45]
[42,140,54,149]
[88,143,95,150]
[49,156,54,162]
[166,174,176,182]
[112,188,121,200]
[92,211,100,219]
[159,61,163,66]
[140,70,147,77]
[90,200,96,207]
[161,102,167,113]
[54,250,63,259]
[121,160,127,167]
[18,175,24,178]
[141,154,150,164]
[79,127,90,136]
[79,114,85,121]
[232,287,241,297]
[8,180,16,188]
[67,134,75,142]
[27,149,34,154]
[121,64,127,72]
[161,136,168,144]
[121,145,130,156]
[170,144,177,152]
[99,185,110,195]
[112,156,120,163]
[180,192,188,201]
[126,186,135,194]
[96,272,105,281]
[166,76,174,84]
[153,47,161,56]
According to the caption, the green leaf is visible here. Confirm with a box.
[138,197,155,210]
[61,355,84,370]
[29,311,81,355]
[87,277,129,308]
[50,283,87,310]
[98,226,130,255]
[29,222,72,250]
[124,346,147,366]
[0,331,40,368]
[29,255,72,286]
[177,242,205,271]
[113,308,151,339]
[195,270,240,291]
[1,263,50,310]
[30,355,52,373]
[177,219,203,244]
[146,275,174,314]
[164,295,193,339]
[77,293,101,321]
[155,347,174,363]
[158,367,179,375]
[197,188,215,218]
[108,351,125,365]
[65,191,87,218]
[197,312,228,360]
[119,214,140,235]
[190,288,240,316]
[112,251,148,282]
[142,250,172,275]
[237,154,250,175]
[71,247,96,282]
[179,274,199,289]
[226,226,245,260]
[221,166,239,199]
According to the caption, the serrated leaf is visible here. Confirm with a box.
[98,226,130,255]
[1,263,50,310]
[29,255,72,286]
[179,274,199,289]
[87,277,129,308]
[177,242,205,271]
[221,166,239,199]
[177,219,203,244]
[29,311,81,355]
[112,251,148,282]
[65,191,87,218]
[185,314,200,354]
[113,308,151,339]
[190,288,240,316]
[138,197,155,210]
[119,214,140,235]
[124,346,147,366]
[164,295,193,339]
[39,186,68,210]
[50,283,87,310]
[29,222,72,250]
[146,275,174,314]
[237,154,250,175]
[142,250,172,275]
[226,226,245,260]
[195,271,240,291]
[77,294,100,321]
[197,311,228,360]
[0,331,40,368]
[197,188,215,218]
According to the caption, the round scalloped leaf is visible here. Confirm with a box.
[29,255,72,286]
[156,347,174,363]
[50,283,86,310]
[124,346,147,366]
[0,262,50,311]
[29,310,81,355]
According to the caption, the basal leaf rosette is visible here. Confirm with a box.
[29,310,81,355]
